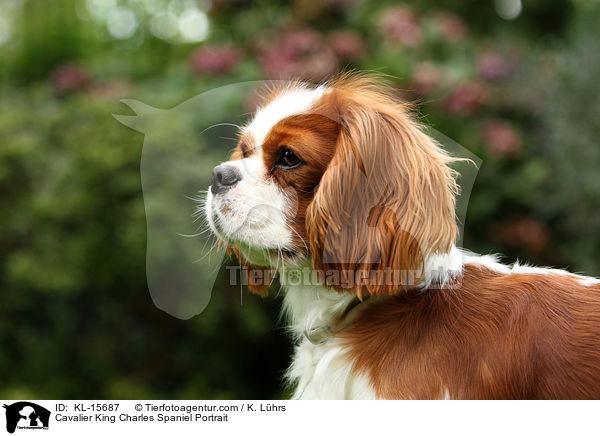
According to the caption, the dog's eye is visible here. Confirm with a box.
[277,149,302,169]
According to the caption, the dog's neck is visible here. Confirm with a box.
[283,287,356,341]
[281,246,464,339]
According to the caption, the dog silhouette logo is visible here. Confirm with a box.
[3,402,50,433]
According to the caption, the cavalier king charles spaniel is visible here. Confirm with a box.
[205,74,600,399]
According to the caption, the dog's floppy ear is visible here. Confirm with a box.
[227,246,273,297]
[306,77,459,295]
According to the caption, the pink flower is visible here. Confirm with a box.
[328,30,367,61]
[443,83,486,116]
[87,79,131,100]
[482,120,522,157]
[477,51,514,82]
[284,28,321,53]
[51,64,89,94]
[431,12,467,42]
[259,29,338,81]
[298,51,339,81]
[259,45,299,79]
[379,6,422,48]
[410,62,443,96]
[189,45,239,75]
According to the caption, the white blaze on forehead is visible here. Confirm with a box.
[245,85,327,149]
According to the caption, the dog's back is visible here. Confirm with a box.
[341,261,600,399]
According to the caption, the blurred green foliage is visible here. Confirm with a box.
[1,0,599,399]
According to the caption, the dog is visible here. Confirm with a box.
[205,74,600,399]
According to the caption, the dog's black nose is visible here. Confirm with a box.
[211,164,242,194]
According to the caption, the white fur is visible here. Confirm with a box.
[463,250,600,286]
[280,264,358,339]
[281,265,376,399]
[421,245,464,288]
[245,85,326,149]
[287,337,376,399]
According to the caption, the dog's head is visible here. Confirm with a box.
[205,74,459,296]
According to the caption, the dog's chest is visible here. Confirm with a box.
[282,281,377,399]
[287,338,376,399]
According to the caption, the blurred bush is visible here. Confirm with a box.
[1,0,598,399]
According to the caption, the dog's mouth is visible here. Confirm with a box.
[228,242,302,267]
[206,203,302,265]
